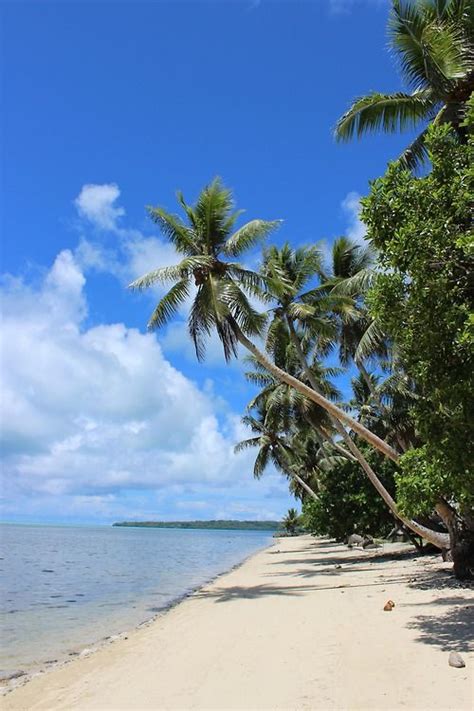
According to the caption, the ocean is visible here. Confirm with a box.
[0,523,274,675]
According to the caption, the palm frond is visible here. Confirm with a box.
[187,280,218,362]
[129,255,214,290]
[223,219,281,257]
[397,124,432,170]
[220,279,267,337]
[286,302,315,322]
[265,315,290,362]
[331,268,375,297]
[147,278,190,331]
[389,0,471,93]
[234,437,261,454]
[244,371,274,388]
[146,206,198,256]
[254,444,271,478]
[355,319,388,362]
[335,90,436,141]
[194,177,235,252]
[226,264,271,301]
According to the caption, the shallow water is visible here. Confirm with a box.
[0,523,273,672]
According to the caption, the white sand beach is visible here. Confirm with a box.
[2,535,473,711]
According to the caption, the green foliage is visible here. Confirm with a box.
[362,104,474,515]
[130,177,279,362]
[282,508,300,535]
[396,447,451,517]
[301,444,396,541]
[335,0,474,169]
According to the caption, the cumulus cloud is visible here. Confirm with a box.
[74,183,125,230]
[341,191,367,245]
[72,183,179,300]
[0,247,291,522]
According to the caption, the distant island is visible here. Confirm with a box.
[113,520,280,531]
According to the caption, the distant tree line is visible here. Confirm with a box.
[113,520,280,531]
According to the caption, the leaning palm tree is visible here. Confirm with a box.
[235,410,320,502]
[326,237,397,432]
[130,178,399,462]
[335,0,474,169]
[259,243,448,548]
[244,354,356,464]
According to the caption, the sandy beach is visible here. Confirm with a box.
[2,535,473,711]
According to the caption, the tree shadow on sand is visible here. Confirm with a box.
[192,576,426,603]
[405,597,474,651]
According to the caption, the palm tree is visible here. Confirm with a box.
[260,244,449,547]
[130,179,399,462]
[282,508,300,535]
[244,354,356,464]
[325,236,384,370]
[235,409,320,502]
[325,237,401,438]
[335,0,474,169]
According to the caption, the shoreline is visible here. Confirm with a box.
[1,536,276,693]
[2,535,473,710]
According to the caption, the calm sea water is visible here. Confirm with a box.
[0,524,273,673]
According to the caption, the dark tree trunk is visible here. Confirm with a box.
[436,501,474,580]
[452,529,474,580]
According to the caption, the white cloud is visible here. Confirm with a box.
[73,183,179,302]
[341,191,367,245]
[0,248,291,521]
[74,183,125,231]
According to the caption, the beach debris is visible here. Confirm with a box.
[0,670,26,682]
[383,600,395,611]
[448,652,466,668]
[334,564,342,569]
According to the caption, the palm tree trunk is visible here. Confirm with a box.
[232,321,400,463]
[274,444,320,502]
[304,415,358,463]
[357,359,381,403]
[314,423,358,463]
[290,470,319,502]
[285,319,449,550]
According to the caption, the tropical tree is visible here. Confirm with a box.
[258,243,447,547]
[301,444,397,542]
[361,107,474,578]
[326,237,413,454]
[335,0,474,169]
[282,508,300,535]
[130,179,448,552]
[325,237,385,383]
[235,408,320,502]
[130,178,399,462]
[244,353,356,465]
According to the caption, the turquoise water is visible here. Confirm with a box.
[0,524,273,673]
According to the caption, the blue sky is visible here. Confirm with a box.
[1,0,412,524]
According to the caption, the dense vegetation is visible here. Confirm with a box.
[131,1,473,579]
[113,521,280,531]
[302,445,397,542]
